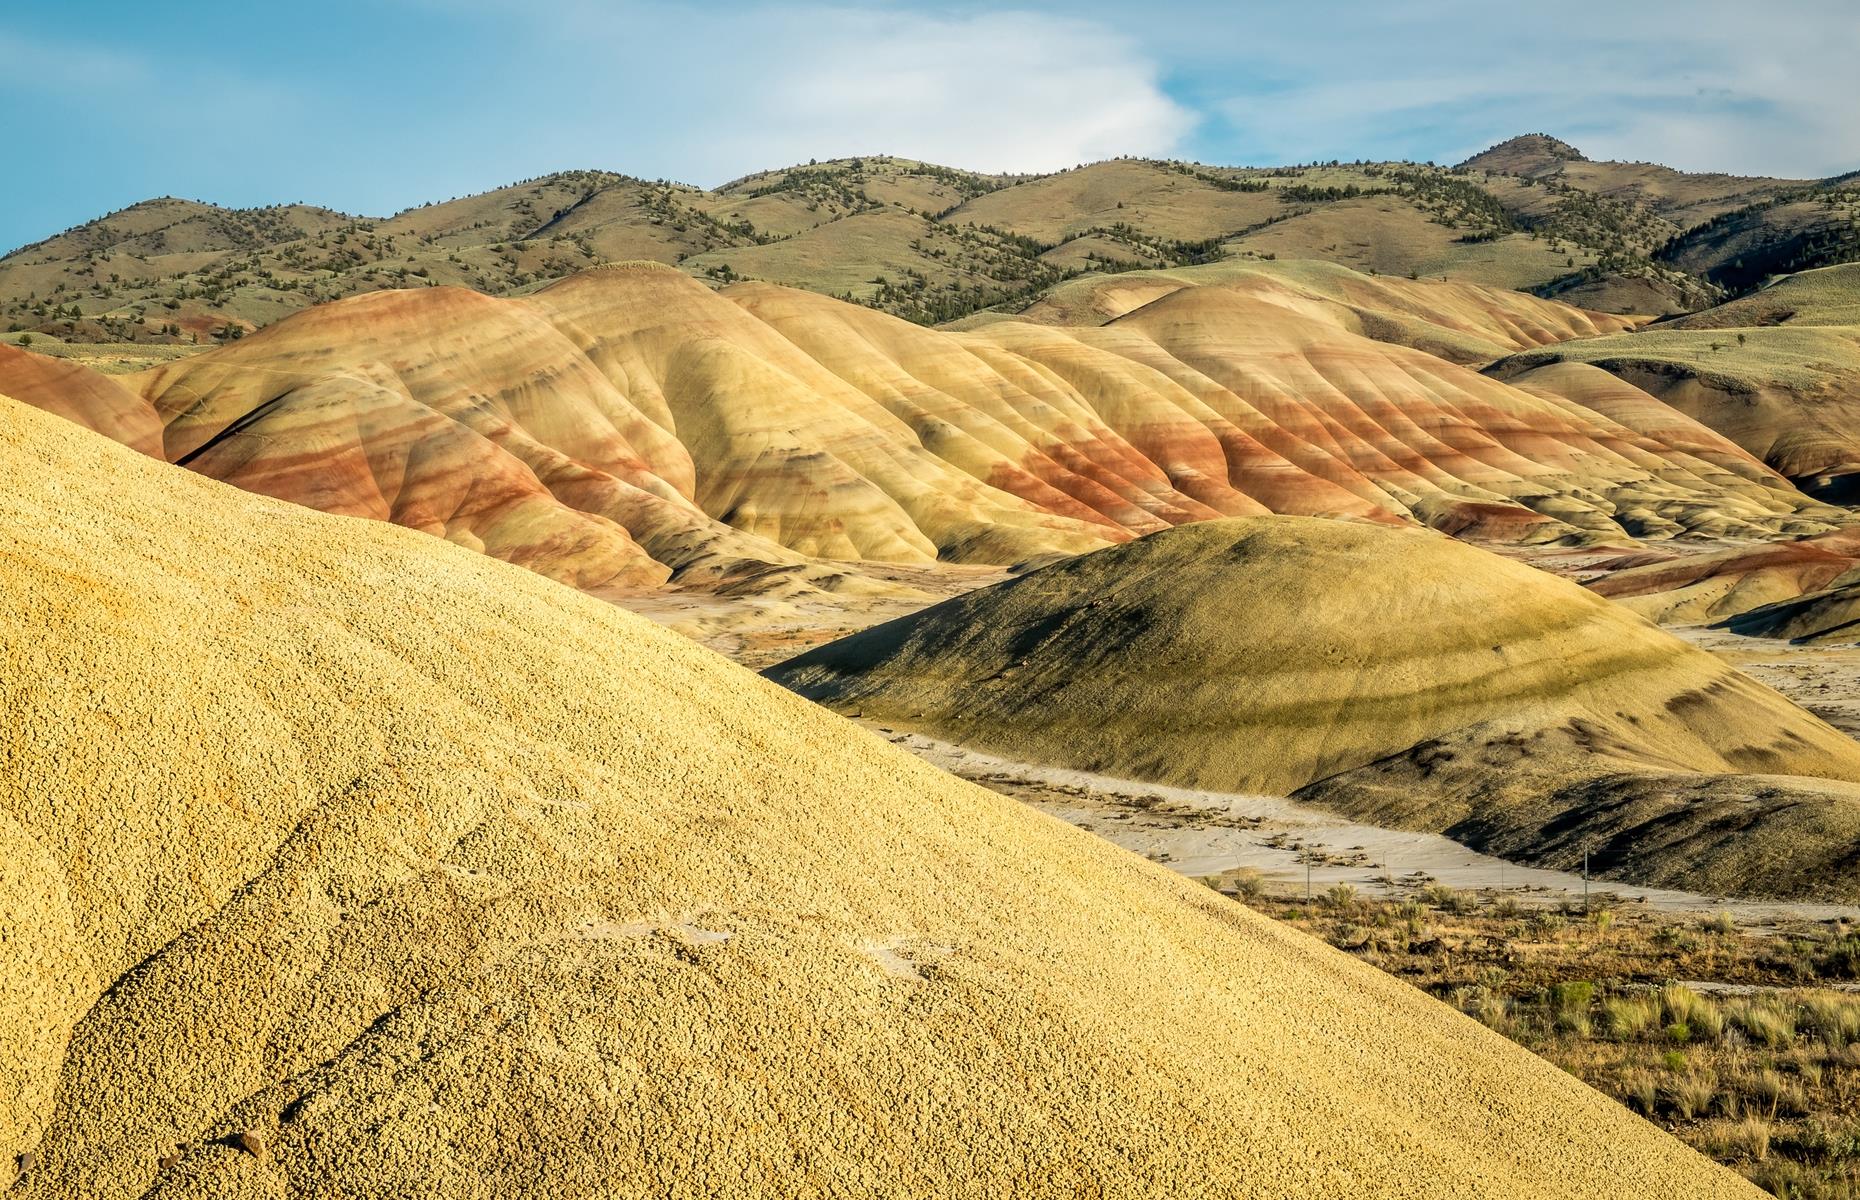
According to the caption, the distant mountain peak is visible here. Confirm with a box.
[1461,134,1588,173]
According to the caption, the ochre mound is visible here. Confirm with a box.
[0,400,1758,1196]
[0,344,163,456]
[1002,256,1641,361]
[1586,527,1860,624]
[1490,323,1860,500]
[769,518,1860,900]
[1725,580,1860,644]
[2,263,1838,597]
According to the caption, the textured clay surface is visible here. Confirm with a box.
[0,398,1757,1197]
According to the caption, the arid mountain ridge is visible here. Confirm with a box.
[5,133,1857,347]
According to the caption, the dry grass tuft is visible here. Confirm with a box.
[1217,880,1860,1196]
[1699,1115,1772,1163]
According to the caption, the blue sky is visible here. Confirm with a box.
[3,0,1856,253]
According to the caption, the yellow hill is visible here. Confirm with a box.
[993,256,1640,362]
[1226,193,1588,292]
[0,398,1757,1196]
[1493,266,1860,504]
[1490,322,1860,498]
[942,158,1281,244]
[1724,578,1860,644]
[4,263,1839,599]
[769,518,1860,900]
[1583,527,1860,625]
[0,344,163,456]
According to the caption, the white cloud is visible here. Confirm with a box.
[717,8,1194,173]
[471,2,1193,180]
[1199,0,1860,177]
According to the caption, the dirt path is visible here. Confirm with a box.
[876,727,1860,925]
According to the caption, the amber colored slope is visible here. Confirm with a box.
[723,270,1836,548]
[1006,285,1829,541]
[2,263,1840,595]
[1489,318,1860,500]
[0,398,1757,1197]
[1724,580,1860,644]
[0,345,162,456]
[1584,528,1860,625]
[1003,257,1642,361]
[769,518,1860,900]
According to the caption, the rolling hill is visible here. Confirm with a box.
[1723,578,1860,644]
[1457,134,1859,313]
[1489,268,1860,499]
[1665,261,1860,330]
[0,396,1758,1198]
[0,262,1840,598]
[5,136,1853,347]
[767,518,1860,900]
[1528,264,1860,511]
[1658,189,1860,297]
[1586,527,1860,626]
